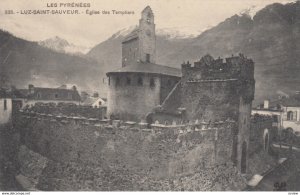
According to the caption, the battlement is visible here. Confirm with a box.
[19,109,236,136]
[181,54,254,81]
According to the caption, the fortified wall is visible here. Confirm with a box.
[14,108,248,191]
[12,106,278,191]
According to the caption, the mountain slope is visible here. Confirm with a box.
[87,1,300,103]
[0,30,103,93]
[39,36,90,55]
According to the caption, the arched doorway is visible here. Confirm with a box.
[263,129,270,152]
[241,141,247,174]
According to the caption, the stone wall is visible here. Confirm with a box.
[14,110,248,190]
[23,103,107,120]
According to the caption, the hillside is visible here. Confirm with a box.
[39,36,90,55]
[1,1,299,102]
[87,1,300,103]
[0,30,103,94]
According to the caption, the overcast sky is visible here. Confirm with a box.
[0,0,294,47]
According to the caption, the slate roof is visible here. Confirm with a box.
[13,87,81,102]
[107,61,181,77]
[260,94,300,109]
[0,88,11,98]
[122,27,139,43]
[275,95,300,107]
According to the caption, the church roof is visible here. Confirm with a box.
[122,26,139,43]
[107,61,181,77]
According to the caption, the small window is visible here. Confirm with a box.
[150,78,155,88]
[37,93,41,99]
[54,94,59,99]
[99,101,102,106]
[116,77,120,87]
[4,99,7,111]
[146,54,150,63]
[287,111,293,121]
[167,79,172,86]
[126,77,131,85]
[108,77,110,86]
[138,77,143,86]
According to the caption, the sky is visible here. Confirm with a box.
[0,0,295,48]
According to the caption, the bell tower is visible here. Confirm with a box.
[138,6,156,63]
[121,6,156,67]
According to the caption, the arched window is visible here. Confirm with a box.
[287,111,293,121]
[150,78,155,88]
[138,77,143,86]
[126,77,131,85]
[4,99,7,111]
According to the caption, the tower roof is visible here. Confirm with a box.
[107,61,181,77]
[142,6,153,14]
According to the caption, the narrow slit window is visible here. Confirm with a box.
[4,99,7,111]
[150,78,155,88]
[138,77,143,86]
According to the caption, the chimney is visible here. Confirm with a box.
[72,85,77,91]
[263,100,269,109]
[28,84,34,94]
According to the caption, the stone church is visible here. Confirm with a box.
[106,6,181,121]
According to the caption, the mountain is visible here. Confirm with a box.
[87,1,300,104]
[0,30,103,94]
[39,36,90,55]
[1,1,299,103]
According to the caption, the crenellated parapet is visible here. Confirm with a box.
[181,54,254,81]
[19,109,236,137]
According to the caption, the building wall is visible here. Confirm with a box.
[107,73,161,121]
[181,79,240,121]
[282,121,300,132]
[91,99,106,108]
[283,106,300,121]
[122,38,139,67]
[0,98,12,124]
